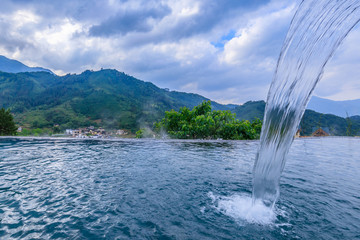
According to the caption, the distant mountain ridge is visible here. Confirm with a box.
[232,100,360,136]
[0,56,358,135]
[0,55,53,74]
[0,69,235,131]
[308,96,360,117]
[235,96,360,120]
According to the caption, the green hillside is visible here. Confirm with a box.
[0,69,234,132]
[232,100,360,136]
[232,100,265,121]
[1,69,358,135]
[301,110,348,136]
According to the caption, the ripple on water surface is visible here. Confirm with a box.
[0,137,359,239]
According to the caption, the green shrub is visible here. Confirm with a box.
[154,101,262,140]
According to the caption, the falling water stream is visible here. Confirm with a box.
[253,0,360,207]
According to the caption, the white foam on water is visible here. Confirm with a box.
[208,192,276,225]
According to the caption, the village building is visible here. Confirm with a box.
[65,127,112,138]
[312,127,330,137]
[73,129,81,137]
[65,129,74,135]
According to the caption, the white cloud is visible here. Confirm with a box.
[34,19,82,46]
[315,24,360,100]
[1,0,359,104]
[221,3,295,67]
[11,10,40,28]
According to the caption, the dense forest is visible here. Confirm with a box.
[0,69,359,136]
[0,108,17,136]
[0,70,235,133]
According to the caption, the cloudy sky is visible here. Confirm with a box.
[0,0,359,104]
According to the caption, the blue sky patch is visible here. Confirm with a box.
[211,30,237,49]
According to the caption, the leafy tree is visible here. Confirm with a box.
[135,129,144,138]
[346,112,352,136]
[135,128,155,138]
[154,101,262,140]
[0,108,17,136]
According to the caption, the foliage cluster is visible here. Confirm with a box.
[1,70,359,136]
[135,129,144,138]
[154,101,262,140]
[0,70,234,133]
[0,108,17,136]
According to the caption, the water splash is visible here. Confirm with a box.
[253,0,360,207]
[209,192,276,225]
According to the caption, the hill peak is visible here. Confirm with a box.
[0,55,53,74]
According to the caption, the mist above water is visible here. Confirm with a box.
[252,0,360,207]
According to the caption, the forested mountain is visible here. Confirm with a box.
[0,55,53,74]
[0,67,358,135]
[0,69,234,131]
[299,110,360,136]
[232,100,360,136]
[232,100,265,121]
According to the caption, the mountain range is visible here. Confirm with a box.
[0,55,53,74]
[232,101,360,136]
[2,55,358,117]
[0,55,359,135]
[0,69,237,131]
[307,96,360,118]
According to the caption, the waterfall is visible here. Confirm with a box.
[252,0,360,207]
